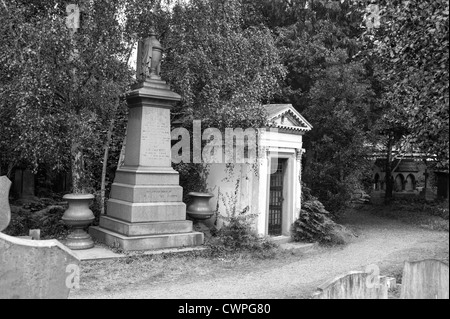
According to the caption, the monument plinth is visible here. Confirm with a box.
[90,32,203,250]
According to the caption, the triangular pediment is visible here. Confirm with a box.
[272,112,305,128]
[264,104,313,132]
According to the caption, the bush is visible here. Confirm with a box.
[4,200,70,239]
[4,209,30,236]
[209,208,277,256]
[292,194,354,245]
[32,205,69,239]
[428,201,449,220]
[207,180,277,258]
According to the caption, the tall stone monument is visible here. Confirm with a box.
[90,30,204,251]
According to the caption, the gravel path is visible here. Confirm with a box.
[72,210,449,299]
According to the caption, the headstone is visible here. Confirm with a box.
[29,229,41,240]
[401,260,449,299]
[312,271,391,299]
[0,176,12,232]
[1,176,80,299]
[12,169,36,199]
[21,169,36,199]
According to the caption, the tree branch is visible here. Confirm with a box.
[1,0,8,11]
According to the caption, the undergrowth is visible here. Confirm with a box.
[206,180,278,259]
[369,198,449,232]
[5,199,69,239]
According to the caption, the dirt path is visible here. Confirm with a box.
[71,210,449,299]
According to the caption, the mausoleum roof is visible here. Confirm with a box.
[264,104,313,133]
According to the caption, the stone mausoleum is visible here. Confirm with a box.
[370,155,449,203]
[205,104,312,237]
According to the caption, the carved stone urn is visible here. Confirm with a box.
[62,194,95,250]
[186,192,215,221]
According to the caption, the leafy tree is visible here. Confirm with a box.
[243,0,374,213]
[304,48,374,212]
[0,1,72,177]
[367,0,449,164]
[107,0,287,199]
[161,0,286,131]
[0,0,135,196]
[362,0,449,202]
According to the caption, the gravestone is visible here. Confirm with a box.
[401,259,449,299]
[13,169,36,200]
[90,30,204,251]
[21,169,36,199]
[312,271,392,299]
[0,176,80,299]
[0,176,12,232]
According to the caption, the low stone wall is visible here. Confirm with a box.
[0,233,80,299]
[311,271,391,299]
[401,259,449,299]
[1,176,80,299]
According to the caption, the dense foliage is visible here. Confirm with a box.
[367,0,449,166]
[0,0,448,225]
[162,0,286,131]
[0,0,134,194]
[4,202,69,239]
[241,0,376,213]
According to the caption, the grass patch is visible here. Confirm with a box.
[366,199,449,232]
[76,246,306,294]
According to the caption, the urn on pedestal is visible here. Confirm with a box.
[62,194,95,250]
[186,192,215,221]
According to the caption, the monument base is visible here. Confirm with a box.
[90,226,204,251]
[90,167,205,251]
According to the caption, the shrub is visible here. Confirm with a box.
[32,205,69,239]
[4,200,70,239]
[210,207,276,254]
[291,199,333,243]
[428,201,449,220]
[292,187,354,245]
[4,208,31,237]
[207,180,277,258]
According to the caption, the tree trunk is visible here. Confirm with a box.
[100,117,115,215]
[71,141,84,194]
[7,162,15,179]
[384,136,393,205]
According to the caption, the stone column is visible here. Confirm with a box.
[90,79,204,251]
[256,144,269,235]
[295,148,303,219]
